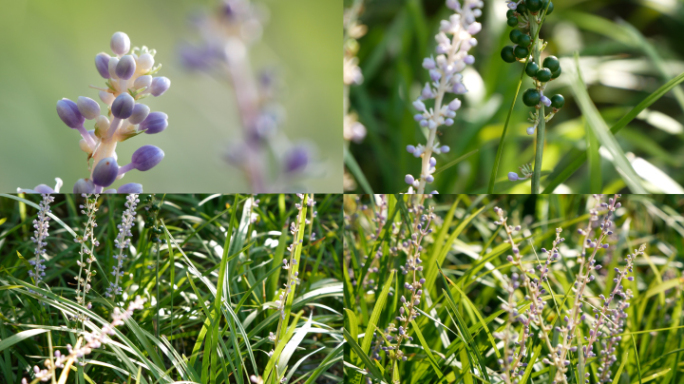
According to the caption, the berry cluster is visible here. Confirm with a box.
[500,0,564,136]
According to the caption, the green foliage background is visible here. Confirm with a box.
[0,193,342,383]
[344,194,684,383]
[346,0,684,194]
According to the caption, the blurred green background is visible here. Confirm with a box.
[0,0,341,193]
[346,0,684,193]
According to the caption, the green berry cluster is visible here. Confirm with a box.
[142,195,165,244]
[501,0,564,116]
[501,0,554,64]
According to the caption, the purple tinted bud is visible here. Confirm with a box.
[111,93,135,119]
[444,118,454,126]
[95,52,111,78]
[115,55,136,80]
[440,145,450,153]
[284,145,310,173]
[508,172,519,181]
[92,157,119,187]
[57,98,85,128]
[34,185,55,194]
[422,57,436,69]
[429,157,436,167]
[413,114,424,122]
[150,77,171,97]
[405,175,415,185]
[103,189,118,194]
[413,100,426,112]
[129,104,150,125]
[406,145,416,153]
[117,183,143,194]
[73,178,95,194]
[140,112,168,134]
[429,69,441,82]
[77,96,101,120]
[132,145,164,171]
[464,55,475,65]
[110,32,130,55]
[426,175,434,183]
[448,99,462,111]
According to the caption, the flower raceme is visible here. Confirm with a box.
[181,0,315,192]
[21,32,170,194]
[405,0,483,194]
[493,194,640,384]
[21,296,147,384]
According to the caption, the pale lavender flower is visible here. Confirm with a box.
[106,194,140,299]
[24,296,146,382]
[405,0,483,194]
[28,194,55,290]
[22,32,169,194]
[74,194,100,324]
[181,0,316,192]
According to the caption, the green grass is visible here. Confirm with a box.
[0,193,342,383]
[346,0,684,193]
[343,194,684,383]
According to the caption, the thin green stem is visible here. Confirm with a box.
[531,19,544,194]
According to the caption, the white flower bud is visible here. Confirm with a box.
[110,32,130,55]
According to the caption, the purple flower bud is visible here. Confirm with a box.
[413,100,426,112]
[95,52,111,78]
[150,77,171,97]
[34,185,56,194]
[56,98,85,128]
[413,114,424,122]
[73,178,95,194]
[422,57,436,69]
[541,96,551,107]
[527,126,536,135]
[453,83,467,94]
[110,32,130,55]
[111,93,135,119]
[129,104,150,125]
[77,97,101,120]
[464,55,475,65]
[426,175,434,183]
[139,111,168,134]
[429,157,436,167]
[444,118,454,126]
[508,172,519,181]
[421,84,434,99]
[440,145,450,153]
[284,145,310,173]
[429,69,441,82]
[448,99,462,111]
[406,145,416,154]
[92,157,119,187]
[132,145,164,171]
[117,183,143,193]
[115,55,136,80]
[405,174,415,185]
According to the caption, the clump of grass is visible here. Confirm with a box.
[0,193,342,384]
[344,194,684,384]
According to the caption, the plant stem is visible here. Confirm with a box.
[531,19,545,194]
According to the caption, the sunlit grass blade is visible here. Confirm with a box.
[542,71,684,192]
[568,53,647,193]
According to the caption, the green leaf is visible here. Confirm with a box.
[568,54,646,193]
[542,71,684,193]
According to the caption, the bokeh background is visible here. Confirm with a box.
[346,0,684,193]
[0,0,341,192]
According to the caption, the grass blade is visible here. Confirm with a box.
[568,53,647,193]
